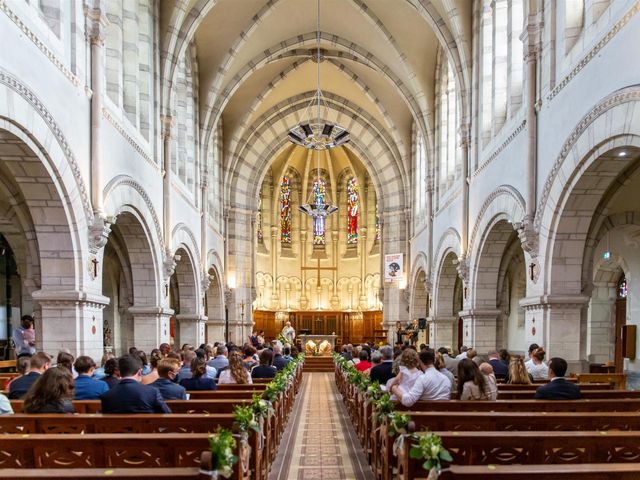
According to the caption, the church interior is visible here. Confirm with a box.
[0,0,640,478]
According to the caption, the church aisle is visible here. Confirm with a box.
[268,372,374,479]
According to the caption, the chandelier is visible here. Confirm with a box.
[290,0,347,219]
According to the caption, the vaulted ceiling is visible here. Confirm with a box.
[160,0,473,209]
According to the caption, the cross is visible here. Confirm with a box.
[529,262,536,281]
[91,257,99,278]
[301,258,337,284]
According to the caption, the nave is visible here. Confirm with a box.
[269,372,373,480]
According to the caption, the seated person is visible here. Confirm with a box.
[100,354,171,413]
[355,349,373,373]
[527,347,549,381]
[74,355,109,399]
[390,349,451,406]
[487,349,508,378]
[251,349,278,379]
[504,355,533,384]
[92,353,114,380]
[101,358,120,389]
[386,349,422,399]
[179,357,217,391]
[272,344,291,371]
[23,366,74,413]
[9,352,51,399]
[369,346,395,385]
[219,351,252,384]
[534,357,581,400]
[457,359,497,401]
[152,357,187,400]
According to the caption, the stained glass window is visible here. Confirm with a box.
[257,193,263,242]
[618,276,628,300]
[347,177,359,244]
[280,177,291,243]
[313,178,326,245]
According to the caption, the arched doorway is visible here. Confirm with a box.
[171,247,204,348]
[433,251,460,349]
[205,267,225,343]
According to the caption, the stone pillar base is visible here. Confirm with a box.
[520,295,589,368]
[428,316,457,350]
[32,289,110,359]
[128,306,173,353]
[176,314,207,348]
[458,309,499,354]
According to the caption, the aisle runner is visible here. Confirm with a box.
[269,372,373,480]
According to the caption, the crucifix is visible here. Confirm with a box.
[90,257,99,279]
[301,258,336,309]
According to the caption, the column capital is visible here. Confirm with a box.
[84,0,109,45]
[161,115,173,140]
[32,289,110,309]
[519,294,590,311]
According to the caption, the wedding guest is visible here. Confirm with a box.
[504,356,533,384]
[9,352,51,399]
[457,359,496,401]
[251,349,277,379]
[141,351,161,385]
[23,366,75,413]
[534,357,581,400]
[12,315,36,358]
[6,356,30,390]
[434,352,455,390]
[207,345,229,373]
[101,358,120,389]
[73,356,109,400]
[179,357,217,391]
[56,351,75,376]
[527,348,549,381]
[369,346,395,385]
[386,349,422,399]
[243,345,259,371]
[391,349,451,405]
[152,357,187,400]
[92,353,114,380]
[219,351,252,384]
[355,350,373,373]
[0,393,12,414]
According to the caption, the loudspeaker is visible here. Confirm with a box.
[418,318,427,330]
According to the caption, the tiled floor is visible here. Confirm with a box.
[268,373,374,480]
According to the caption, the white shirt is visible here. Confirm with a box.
[527,362,549,381]
[218,369,252,384]
[387,366,422,400]
[456,351,468,360]
[399,367,452,406]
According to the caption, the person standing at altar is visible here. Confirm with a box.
[406,319,419,346]
[281,321,295,345]
[394,321,404,345]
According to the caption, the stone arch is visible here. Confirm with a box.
[432,227,462,287]
[411,268,429,321]
[0,116,96,354]
[226,94,404,215]
[535,87,640,293]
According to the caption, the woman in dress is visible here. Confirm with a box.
[457,359,497,401]
[23,367,75,413]
[218,351,252,384]
[527,348,549,381]
[504,355,533,384]
[386,348,423,400]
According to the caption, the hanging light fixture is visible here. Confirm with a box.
[292,0,345,220]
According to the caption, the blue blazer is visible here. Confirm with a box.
[100,379,171,413]
[534,378,582,400]
[152,378,187,400]
[273,354,290,371]
[74,375,109,400]
[179,376,216,391]
[8,372,41,399]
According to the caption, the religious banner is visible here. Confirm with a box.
[384,253,403,283]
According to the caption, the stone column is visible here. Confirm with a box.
[520,295,590,372]
[32,290,110,359]
[381,210,408,340]
[84,0,108,216]
[226,208,253,345]
[161,115,173,258]
[428,316,457,350]
[587,283,615,364]
[458,309,500,354]
[128,306,172,354]
[176,314,207,347]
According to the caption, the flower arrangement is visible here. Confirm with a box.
[251,393,274,420]
[233,404,260,434]
[373,392,394,423]
[387,412,411,436]
[409,432,452,475]
[208,427,238,478]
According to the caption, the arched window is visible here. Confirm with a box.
[280,177,292,244]
[257,193,263,242]
[347,177,359,244]
[313,178,327,245]
[618,276,628,300]
[479,0,524,146]
[438,58,458,191]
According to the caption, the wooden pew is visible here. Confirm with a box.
[394,398,640,412]
[0,468,205,479]
[396,431,640,480]
[403,411,640,432]
[577,373,626,389]
[438,464,640,479]
[0,433,251,478]
[10,399,252,414]
[497,389,640,400]
[496,382,611,390]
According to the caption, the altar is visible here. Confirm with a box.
[300,334,337,355]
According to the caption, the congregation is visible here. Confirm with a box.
[2,317,298,416]
[340,341,581,403]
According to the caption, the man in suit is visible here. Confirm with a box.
[74,356,109,399]
[369,345,395,385]
[9,352,51,399]
[251,349,277,379]
[152,357,187,400]
[100,354,171,413]
[534,357,581,400]
[207,345,229,373]
[437,347,459,376]
[272,344,290,371]
[487,349,508,378]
